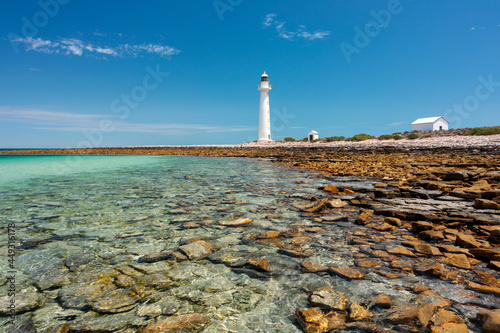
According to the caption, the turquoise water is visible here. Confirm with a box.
[0,155,492,332]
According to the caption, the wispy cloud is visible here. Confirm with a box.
[0,108,254,135]
[28,67,41,72]
[12,37,181,59]
[470,26,486,31]
[386,121,406,127]
[262,13,330,41]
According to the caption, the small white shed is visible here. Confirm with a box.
[308,130,319,141]
[411,117,449,132]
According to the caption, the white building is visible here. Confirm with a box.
[308,130,319,141]
[411,116,449,132]
[257,72,272,142]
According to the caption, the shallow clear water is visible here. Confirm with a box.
[0,155,494,332]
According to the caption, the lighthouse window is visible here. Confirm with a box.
[261,77,268,82]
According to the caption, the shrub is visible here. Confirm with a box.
[407,133,419,140]
[283,137,296,142]
[393,135,403,140]
[468,127,500,136]
[392,132,402,135]
[351,133,372,142]
[378,134,393,140]
[325,136,345,142]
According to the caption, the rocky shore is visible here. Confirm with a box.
[2,135,500,332]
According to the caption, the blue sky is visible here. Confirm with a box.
[1,0,499,148]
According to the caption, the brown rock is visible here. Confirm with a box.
[490,229,500,243]
[309,287,349,311]
[306,198,329,213]
[144,313,210,333]
[266,214,280,219]
[370,294,392,309]
[412,221,434,233]
[290,236,313,244]
[431,323,469,333]
[344,188,355,195]
[326,198,348,208]
[349,302,373,321]
[474,198,500,210]
[255,238,285,247]
[408,283,432,293]
[219,218,253,227]
[355,209,373,225]
[182,222,200,229]
[455,233,482,249]
[329,267,365,279]
[295,308,346,333]
[301,261,328,273]
[490,260,500,270]
[419,230,445,243]
[178,241,214,260]
[419,290,453,308]
[374,182,386,188]
[414,261,446,278]
[323,184,339,193]
[354,258,380,268]
[468,282,500,296]
[388,245,416,257]
[391,260,413,271]
[474,271,500,288]
[387,303,436,327]
[469,248,500,262]
[431,309,464,326]
[384,217,402,227]
[442,253,471,270]
[413,243,443,256]
[258,230,282,239]
[374,223,397,232]
[247,257,270,271]
[437,244,471,256]
[478,309,500,332]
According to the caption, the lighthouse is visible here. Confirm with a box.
[258,71,272,142]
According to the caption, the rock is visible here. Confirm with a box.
[0,292,44,314]
[468,282,500,296]
[419,230,445,243]
[374,182,386,188]
[370,294,392,309]
[182,222,200,228]
[290,236,313,244]
[323,184,339,193]
[455,232,483,248]
[295,308,346,333]
[354,258,380,268]
[469,248,500,262]
[431,309,464,326]
[413,243,443,256]
[477,309,500,332]
[247,257,270,271]
[301,261,329,272]
[179,241,214,260]
[69,311,135,332]
[136,303,162,317]
[309,287,349,311]
[490,229,500,243]
[437,244,471,256]
[266,214,280,219]
[138,252,172,263]
[412,221,434,233]
[349,302,372,321]
[258,230,282,239]
[384,217,402,227]
[256,238,285,247]
[475,198,500,210]
[387,303,436,327]
[329,267,365,279]
[63,253,94,271]
[219,218,253,226]
[490,261,500,270]
[90,287,141,313]
[442,253,471,270]
[391,260,413,271]
[326,198,348,208]
[474,271,500,288]
[374,223,397,232]
[294,198,329,213]
[414,261,448,279]
[143,313,210,333]
[388,245,416,257]
[355,209,373,225]
[278,248,313,258]
[431,322,469,333]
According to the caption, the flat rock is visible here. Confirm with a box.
[179,241,214,260]
[309,287,349,311]
[469,248,500,262]
[468,282,500,296]
[329,267,365,279]
[354,209,373,225]
[0,292,44,314]
[477,309,500,332]
[387,303,436,327]
[63,253,94,271]
[301,260,329,272]
[247,257,270,271]
[349,302,373,321]
[144,313,210,333]
[414,243,443,256]
[384,216,402,227]
[455,233,483,249]
[218,218,253,227]
[431,322,469,333]
[295,307,346,333]
[69,311,135,332]
[388,245,416,257]
[370,294,392,309]
[207,250,249,267]
[442,253,471,270]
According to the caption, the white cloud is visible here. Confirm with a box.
[386,121,406,127]
[262,13,330,41]
[13,37,180,59]
[28,67,41,72]
[470,26,486,31]
[0,108,254,135]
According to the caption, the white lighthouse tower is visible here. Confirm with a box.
[258,71,272,142]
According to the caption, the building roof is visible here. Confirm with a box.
[308,130,318,135]
[411,116,449,125]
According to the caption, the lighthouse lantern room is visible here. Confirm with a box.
[258,71,272,142]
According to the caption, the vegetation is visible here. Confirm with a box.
[407,133,419,140]
[325,136,345,142]
[378,134,394,140]
[350,133,372,142]
[283,137,296,142]
[393,134,403,140]
[468,127,500,136]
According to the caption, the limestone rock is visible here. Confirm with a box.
[431,309,464,326]
[258,230,282,239]
[431,322,469,333]
[247,257,270,271]
[384,217,402,227]
[442,253,471,270]
[388,245,416,257]
[490,229,500,243]
[455,233,482,249]
[326,198,348,208]
[309,287,349,311]
[419,230,445,243]
[412,221,434,233]
[387,303,436,327]
[355,209,373,225]
[413,243,443,256]
[295,307,346,333]
[470,248,500,262]
[468,282,500,296]
[475,198,500,210]
[478,309,500,332]
[323,184,339,193]
[179,241,214,260]
[144,313,210,333]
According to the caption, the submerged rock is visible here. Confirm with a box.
[295,307,346,333]
[144,313,210,333]
[309,287,348,311]
[179,240,214,260]
[218,218,253,227]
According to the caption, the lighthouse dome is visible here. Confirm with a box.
[261,71,268,77]
[260,71,269,82]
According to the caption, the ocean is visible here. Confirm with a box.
[0,155,490,332]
